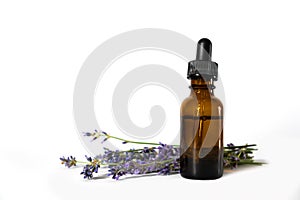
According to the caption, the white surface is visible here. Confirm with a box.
[0,1,300,200]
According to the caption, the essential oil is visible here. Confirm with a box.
[180,38,224,180]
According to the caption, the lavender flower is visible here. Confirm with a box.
[158,160,180,175]
[81,165,94,179]
[223,143,260,169]
[108,168,127,180]
[83,130,104,142]
[227,143,235,147]
[80,156,101,179]
[104,143,180,180]
[60,156,76,168]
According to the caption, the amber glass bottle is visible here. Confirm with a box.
[180,38,223,180]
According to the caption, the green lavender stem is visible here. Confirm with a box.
[224,144,257,149]
[94,131,180,147]
[106,134,163,146]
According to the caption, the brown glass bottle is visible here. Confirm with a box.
[180,38,223,180]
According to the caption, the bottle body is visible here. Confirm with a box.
[180,79,223,179]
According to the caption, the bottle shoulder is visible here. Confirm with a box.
[211,96,223,108]
[181,95,223,106]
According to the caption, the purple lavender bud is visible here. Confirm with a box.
[60,156,77,168]
[85,155,92,162]
[227,143,234,147]
[102,131,107,135]
[83,132,92,136]
[101,137,108,143]
[80,165,93,179]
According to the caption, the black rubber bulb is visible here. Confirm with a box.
[196,38,212,61]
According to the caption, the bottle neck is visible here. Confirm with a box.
[190,78,215,96]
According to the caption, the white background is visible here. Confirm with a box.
[1,1,300,200]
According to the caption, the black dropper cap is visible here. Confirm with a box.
[187,38,218,80]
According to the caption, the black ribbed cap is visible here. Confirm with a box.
[187,38,218,80]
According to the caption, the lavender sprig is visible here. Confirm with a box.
[223,143,263,169]
[80,156,101,179]
[83,130,179,147]
[60,131,265,180]
[106,143,180,180]
[60,156,77,168]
